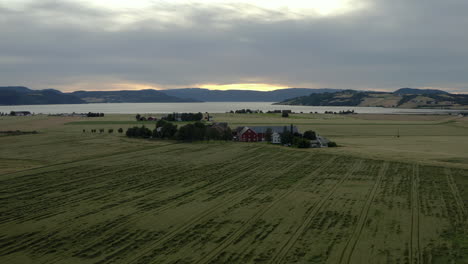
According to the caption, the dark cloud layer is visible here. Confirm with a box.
[0,0,467,92]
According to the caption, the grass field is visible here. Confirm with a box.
[1,113,467,263]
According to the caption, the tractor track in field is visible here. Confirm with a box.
[1,148,270,257]
[269,159,364,264]
[1,145,266,207]
[337,162,389,264]
[42,153,273,262]
[194,156,338,264]
[410,164,421,264]
[444,168,467,222]
[125,155,316,264]
[0,143,179,180]
[46,152,292,264]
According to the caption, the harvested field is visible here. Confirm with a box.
[1,143,467,263]
[1,114,467,263]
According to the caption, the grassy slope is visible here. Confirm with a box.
[0,114,467,263]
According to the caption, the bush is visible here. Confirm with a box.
[303,130,317,140]
[126,126,152,138]
[157,122,178,139]
[265,128,273,142]
[328,141,338,147]
[293,137,310,148]
[87,112,104,117]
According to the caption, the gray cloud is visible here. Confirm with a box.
[0,0,467,92]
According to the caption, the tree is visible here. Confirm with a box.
[282,111,289,118]
[135,114,141,121]
[303,130,317,140]
[265,128,273,142]
[328,141,338,147]
[193,122,206,141]
[222,127,233,141]
[161,122,178,138]
[281,126,292,145]
[294,137,310,148]
[176,124,195,141]
[108,129,114,133]
[206,127,221,140]
[125,126,151,138]
[118,128,123,133]
[156,119,167,128]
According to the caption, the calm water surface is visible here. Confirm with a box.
[0,102,464,114]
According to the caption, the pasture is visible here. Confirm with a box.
[0,113,467,263]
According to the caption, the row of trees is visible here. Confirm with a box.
[163,112,204,122]
[323,110,355,115]
[87,112,105,117]
[83,128,124,134]
[229,109,263,114]
[126,120,233,142]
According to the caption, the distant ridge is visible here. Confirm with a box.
[71,89,200,103]
[0,87,198,105]
[163,88,342,102]
[394,88,449,95]
[277,88,468,109]
[0,86,85,105]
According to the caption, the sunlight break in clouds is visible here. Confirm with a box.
[6,0,363,20]
[83,0,359,16]
[200,83,291,91]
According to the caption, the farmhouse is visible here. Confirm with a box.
[236,126,299,142]
[272,132,281,144]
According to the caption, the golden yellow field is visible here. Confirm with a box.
[1,113,467,264]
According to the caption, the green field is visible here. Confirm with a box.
[1,113,467,263]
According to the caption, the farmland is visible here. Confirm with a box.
[1,113,467,263]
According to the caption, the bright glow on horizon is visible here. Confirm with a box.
[6,0,359,17]
[82,0,355,16]
[199,83,291,91]
[52,81,290,92]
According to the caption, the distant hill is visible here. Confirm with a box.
[277,88,468,109]
[0,86,85,105]
[394,88,449,95]
[71,90,200,103]
[162,88,341,102]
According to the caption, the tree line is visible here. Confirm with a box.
[162,112,204,122]
[126,120,233,141]
[87,112,105,117]
[83,128,124,134]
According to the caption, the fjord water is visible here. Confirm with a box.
[0,102,463,114]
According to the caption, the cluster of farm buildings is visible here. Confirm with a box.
[233,125,330,148]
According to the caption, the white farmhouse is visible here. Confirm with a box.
[272,132,281,144]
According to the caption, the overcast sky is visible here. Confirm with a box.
[1,0,467,92]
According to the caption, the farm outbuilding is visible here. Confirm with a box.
[236,126,299,142]
[238,127,258,142]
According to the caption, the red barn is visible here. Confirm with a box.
[236,126,300,142]
[238,127,258,142]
